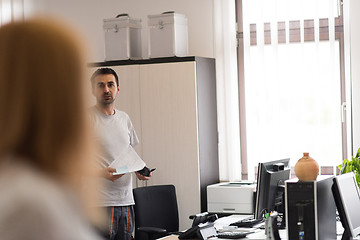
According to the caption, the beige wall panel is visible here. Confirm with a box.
[139,62,200,230]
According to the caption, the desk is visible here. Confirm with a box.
[157,215,286,240]
[211,215,287,240]
[158,215,360,240]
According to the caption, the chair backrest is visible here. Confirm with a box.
[133,184,179,240]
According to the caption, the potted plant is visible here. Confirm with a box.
[338,147,360,187]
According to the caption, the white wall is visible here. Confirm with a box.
[29,0,215,62]
[350,0,360,154]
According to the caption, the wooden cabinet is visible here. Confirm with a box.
[89,57,219,229]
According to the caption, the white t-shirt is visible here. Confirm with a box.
[0,161,101,240]
[90,107,139,206]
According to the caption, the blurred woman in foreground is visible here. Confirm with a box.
[0,18,102,240]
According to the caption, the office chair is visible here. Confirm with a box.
[133,184,179,240]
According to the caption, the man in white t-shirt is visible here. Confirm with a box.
[89,68,150,240]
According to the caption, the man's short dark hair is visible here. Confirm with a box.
[90,67,119,87]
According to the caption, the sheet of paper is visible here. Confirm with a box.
[109,146,145,175]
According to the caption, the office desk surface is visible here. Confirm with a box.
[157,232,286,240]
[158,214,360,240]
[158,215,286,240]
[212,215,286,239]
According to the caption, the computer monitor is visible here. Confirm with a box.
[332,172,360,239]
[254,158,291,220]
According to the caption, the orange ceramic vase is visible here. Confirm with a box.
[294,152,319,181]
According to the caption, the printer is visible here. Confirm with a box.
[207,181,256,214]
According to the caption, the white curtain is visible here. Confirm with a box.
[213,0,241,182]
[0,0,24,26]
[243,0,342,179]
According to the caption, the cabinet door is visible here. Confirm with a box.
[139,62,200,229]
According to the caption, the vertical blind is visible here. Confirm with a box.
[214,0,241,182]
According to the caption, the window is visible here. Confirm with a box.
[237,0,347,179]
[0,0,24,26]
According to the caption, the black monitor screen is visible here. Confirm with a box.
[332,172,360,238]
[255,158,290,220]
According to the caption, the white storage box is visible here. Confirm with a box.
[148,12,188,58]
[103,15,142,61]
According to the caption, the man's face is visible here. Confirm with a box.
[92,74,119,106]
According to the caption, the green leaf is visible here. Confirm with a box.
[356,173,360,188]
[338,148,360,188]
[339,148,360,177]
[339,163,345,174]
[356,147,360,159]
[339,160,348,174]
[354,158,360,169]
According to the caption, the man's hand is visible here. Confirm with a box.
[135,171,151,181]
[100,167,124,182]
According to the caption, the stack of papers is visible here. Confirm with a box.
[109,146,145,175]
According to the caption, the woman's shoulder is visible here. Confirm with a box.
[0,163,71,221]
[0,163,100,240]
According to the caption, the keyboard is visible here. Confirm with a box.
[229,217,264,228]
[216,232,249,239]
